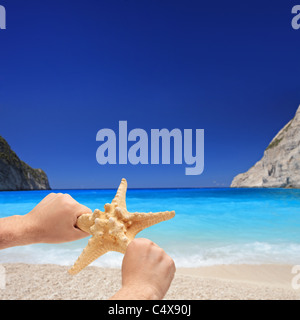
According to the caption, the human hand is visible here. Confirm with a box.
[110,238,176,300]
[24,193,91,244]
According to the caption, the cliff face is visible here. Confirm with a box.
[231,105,300,188]
[0,136,51,191]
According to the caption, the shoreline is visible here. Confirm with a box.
[0,263,299,300]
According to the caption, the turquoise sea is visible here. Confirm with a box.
[0,188,300,267]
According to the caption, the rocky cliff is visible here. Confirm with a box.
[231,105,300,188]
[0,136,51,191]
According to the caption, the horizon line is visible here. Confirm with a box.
[2,187,299,192]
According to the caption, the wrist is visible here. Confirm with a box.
[21,214,42,245]
[11,214,40,246]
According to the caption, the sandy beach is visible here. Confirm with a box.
[0,263,299,300]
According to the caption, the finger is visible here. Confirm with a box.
[72,227,90,240]
[142,238,159,247]
[75,204,93,218]
[151,241,160,248]
[38,193,58,205]
[134,238,160,248]
[60,194,92,217]
[61,194,92,214]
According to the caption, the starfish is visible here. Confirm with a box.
[68,178,175,275]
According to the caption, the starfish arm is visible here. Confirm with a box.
[111,178,127,209]
[68,237,108,275]
[76,213,94,234]
[129,210,175,222]
[126,211,175,239]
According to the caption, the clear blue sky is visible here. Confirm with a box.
[1,0,300,189]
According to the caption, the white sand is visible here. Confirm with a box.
[0,263,299,300]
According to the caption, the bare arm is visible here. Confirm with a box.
[0,193,90,250]
[0,214,35,249]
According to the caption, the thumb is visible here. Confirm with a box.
[75,204,93,218]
